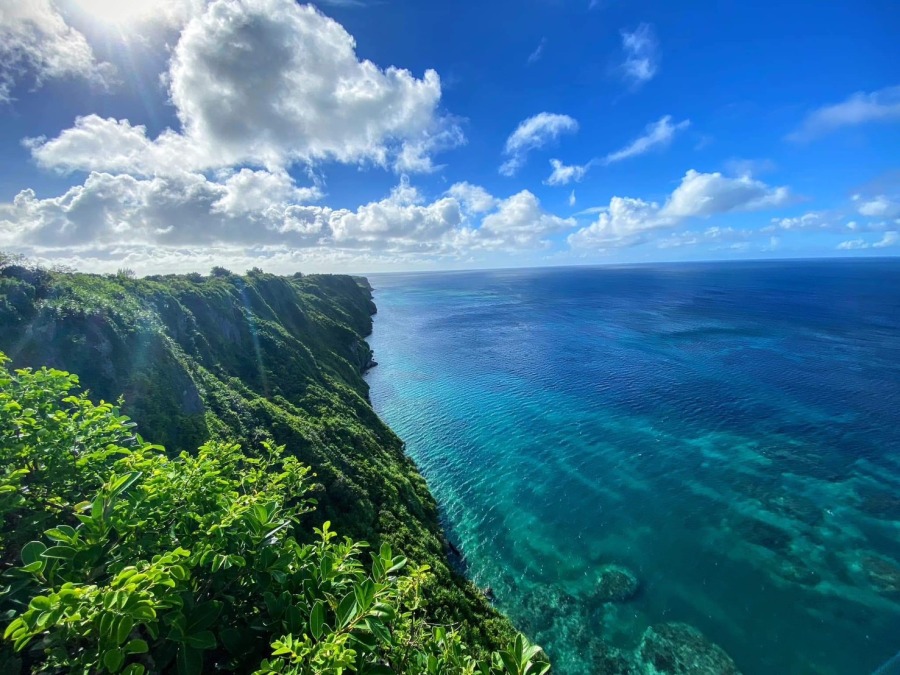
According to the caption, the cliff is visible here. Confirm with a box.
[0,264,513,654]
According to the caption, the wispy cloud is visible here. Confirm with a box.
[619,23,659,89]
[838,231,898,250]
[605,115,689,164]
[499,112,579,176]
[527,38,547,65]
[788,85,900,141]
[545,158,594,185]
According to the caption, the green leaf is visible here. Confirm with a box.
[20,541,46,566]
[354,579,375,612]
[309,600,324,640]
[365,617,391,645]
[109,471,142,499]
[186,602,222,633]
[184,630,216,650]
[116,615,135,645]
[103,648,125,673]
[42,545,77,560]
[176,646,203,675]
[45,526,76,543]
[499,651,519,675]
[124,639,149,654]
[385,556,407,575]
[28,596,52,611]
[336,591,357,630]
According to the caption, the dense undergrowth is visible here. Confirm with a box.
[0,355,549,673]
[0,259,542,672]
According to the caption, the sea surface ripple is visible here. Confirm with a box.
[365,260,900,675]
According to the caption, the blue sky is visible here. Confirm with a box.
[0,0,898,274]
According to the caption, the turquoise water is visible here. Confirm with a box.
[364,260,900,674]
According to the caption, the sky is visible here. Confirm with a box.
[0,0,898,275]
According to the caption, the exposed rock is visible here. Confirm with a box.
[591,639,638,674]
[596,564,640,603]
[636,622,741,675]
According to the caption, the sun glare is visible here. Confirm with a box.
[73,0,159,26]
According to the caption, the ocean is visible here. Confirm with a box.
[364,259,900,675]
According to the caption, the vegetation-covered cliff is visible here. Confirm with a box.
[0,260,541,672]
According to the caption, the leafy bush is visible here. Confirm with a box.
[0,356,550,674]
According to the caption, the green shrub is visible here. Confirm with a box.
[0,356,550,674]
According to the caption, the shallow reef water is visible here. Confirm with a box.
[365,260,900,674]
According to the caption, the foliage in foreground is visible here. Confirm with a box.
[0,356,550,674]
[0,261,513,655]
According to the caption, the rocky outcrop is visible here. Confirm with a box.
[596,564,640,602]
[635,623,741,675]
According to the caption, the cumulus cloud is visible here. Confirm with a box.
[604,115,690,164]
[447,182,498,214]
[568,169,790,249]
[479,191,576,249]
[26,0,461,175]
[0,0,115,103]
[545,159,591,186]
[788,85,900,141]
[619,24,659,89]
[0,169,576,267]
[662,170,790,218]
[853,194,900,218]
[499,113,579,176]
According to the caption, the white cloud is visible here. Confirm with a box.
[0,0,115,103]
[480,190,576,249]
[838,231,899,250]
[28,116,167,174]
[527,38,547,65]
[26,0,460,175]
[568,196,671,249]
[499,112,579,176]
[0,171,578,265]
[569,190,576,207]
[545,159,590,186]
[568,169,790,249]
[853,194,900,218]
[604,115,690,164]
[655,226,755,250]
[789,85,900,141]
[874,231,899,248]
[767,212,829,231]
[619,23,659,88]
[837,238,868,251]
[212,169,322,216]
[662,170,790,218]
[447,182,498,214]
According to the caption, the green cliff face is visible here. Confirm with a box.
[0,264,514,656]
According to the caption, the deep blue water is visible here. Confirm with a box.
[364,259,900,675]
